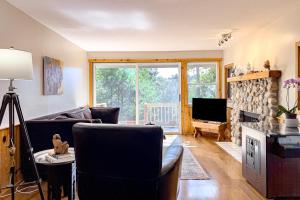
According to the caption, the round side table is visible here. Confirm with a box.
[34,148,76,200]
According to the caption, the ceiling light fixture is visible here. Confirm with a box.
[218,32,232,46]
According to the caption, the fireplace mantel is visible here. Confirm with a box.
[227,70,281,83]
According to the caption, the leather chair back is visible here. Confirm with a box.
[73,123,164,200]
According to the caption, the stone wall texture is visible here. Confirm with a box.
[230,78,279,145]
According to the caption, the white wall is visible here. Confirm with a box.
[88,50,223,59]
[224,5,300,107]
[0,1,88,128]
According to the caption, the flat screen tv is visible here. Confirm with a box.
[192,98,227,122]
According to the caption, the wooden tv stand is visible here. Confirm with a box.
[192,120,228,141]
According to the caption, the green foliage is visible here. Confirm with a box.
[276,104,297,117]
[187,65,217,104]
[95,68,136,121]
[138,68,178,119]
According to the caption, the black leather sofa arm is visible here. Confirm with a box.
[161,145,184,176]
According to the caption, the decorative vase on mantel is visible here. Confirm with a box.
[285,113,299,127]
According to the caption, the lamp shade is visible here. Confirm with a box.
[0,48,33,80]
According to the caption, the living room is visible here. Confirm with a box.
[1,0,300,200]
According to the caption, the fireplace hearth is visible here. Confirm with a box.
[239,110,260,122]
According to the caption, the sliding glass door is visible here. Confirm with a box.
[138,63,180,133]
[93,63,181,133]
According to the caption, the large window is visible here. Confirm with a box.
[94,63,181,133]
[187,62,218,104]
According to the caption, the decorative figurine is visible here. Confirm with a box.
[234,67,241,77]
[264,60,271,70]
[52,134,69,154]
[247,62,252,73]
[230,66,236,77]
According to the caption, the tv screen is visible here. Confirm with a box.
[192,98,227,122]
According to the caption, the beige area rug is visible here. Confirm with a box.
[181,147,210,180]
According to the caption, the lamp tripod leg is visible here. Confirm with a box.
[0,94,16,199]
[9,93,15,200]
[8,165,15,200]
[0,94,10,125]
[12,94,45,200]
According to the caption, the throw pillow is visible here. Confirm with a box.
[90,107,120,124]
[82,108,93,119]
[65,111,85,119]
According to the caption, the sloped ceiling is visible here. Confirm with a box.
[6,0,300,51]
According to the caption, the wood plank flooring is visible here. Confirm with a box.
[0,135,265,200]
[178,135,264,200]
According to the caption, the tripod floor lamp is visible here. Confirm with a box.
[0,48,44,200]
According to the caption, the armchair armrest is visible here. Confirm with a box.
[161,145,184,176]
[158,145,183,200]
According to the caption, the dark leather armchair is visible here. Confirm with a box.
[72,123,183,200]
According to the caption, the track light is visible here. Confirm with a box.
[228,33,232,39]
[218,32,232,46]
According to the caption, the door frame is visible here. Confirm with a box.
[89,58,222,134]
[296,41,300,111]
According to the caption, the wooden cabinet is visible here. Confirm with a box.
[242,125,300,199]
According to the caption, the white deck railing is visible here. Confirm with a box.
[144,103,179,127]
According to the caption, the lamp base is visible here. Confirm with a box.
[8,79,16,92]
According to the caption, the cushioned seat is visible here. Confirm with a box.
[73,123,183,200]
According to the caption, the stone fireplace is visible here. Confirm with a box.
[229,75,280,146]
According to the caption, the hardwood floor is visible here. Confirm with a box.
[178,135,264,200]
[0,135,265,200]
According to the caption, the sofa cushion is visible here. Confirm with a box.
[91,107,120,124]
[65,111,85,119]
